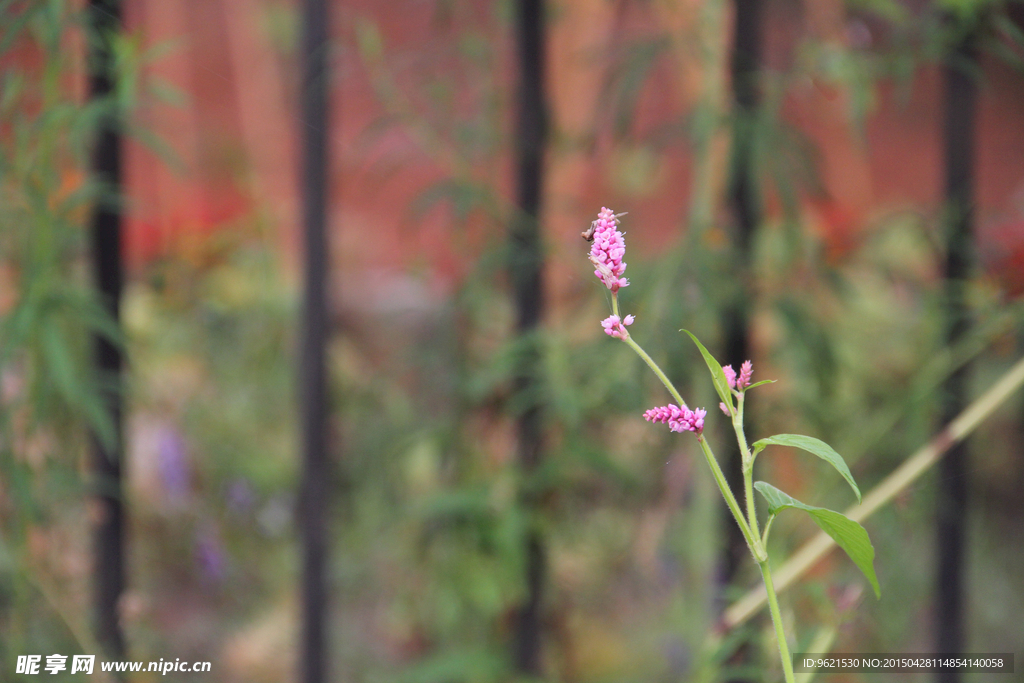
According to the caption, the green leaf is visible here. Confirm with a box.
[752,434,861,503]
[681,329,732,411]
[744,379,776,391]
[41,318,116,451]
[754,482,880,599]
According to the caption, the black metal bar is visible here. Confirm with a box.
[87,0,126,661]
[511,0,548,675]
[936,29,977,683]
[731,0,763,117]
[720,0,762,610]
[299,0,330,681]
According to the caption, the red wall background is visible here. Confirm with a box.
[120,0,1024,295]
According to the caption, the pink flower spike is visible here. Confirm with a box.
[737,360,753,389]
[690,408,706,434]
[644,404,683,424]
[601,314,633,340]
[719,402,730,416]
[723,365,737,390]
[644,404,705,435]
[588,208,630,292]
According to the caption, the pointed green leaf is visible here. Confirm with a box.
[681,329,732,411]
[744,379,776,391]
[753,434,860,503]
[754,482,880,599]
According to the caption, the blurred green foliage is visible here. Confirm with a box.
[2,1,1024,682]
[0,0,121,664]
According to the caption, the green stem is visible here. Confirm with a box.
[744,473,757,543]
[760,559,797,683]
[611,293,687,407]
[697,436,758,554]
[619,332,760,557]
[623,336,688,409]
[733,393,759,537]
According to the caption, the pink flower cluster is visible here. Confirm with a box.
[720,360,754,414]
[601,314,634,340]
[643,404,706,435]
[588,207,629,292]
[723,360,753,390]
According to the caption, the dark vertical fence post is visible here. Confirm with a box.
[87,0,126,660]
[511,0,548,674]
[936,29,977,683]
[299,0,330,681]
[721,0,762,603]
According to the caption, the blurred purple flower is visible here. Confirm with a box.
[194,528,227,584]
[157,426,190,501]
[225,478,256,516]
[663,638,691,676]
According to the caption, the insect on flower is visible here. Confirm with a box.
[581,211,628,241]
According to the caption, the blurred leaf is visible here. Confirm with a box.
[1,70,25,112]
[40,316,116,451]
[0,2,40,57]
[355,17,384,62]
[603,37,669,138]
[608,144,664,197]
[147,78,188,108]
[409,178,498,224]
[389,645,506,683]
[775,298,839,408]
[846,0,911,24]
[125,121,185,173]
[417,487,493,522]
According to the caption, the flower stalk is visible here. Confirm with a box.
[580,207,878,683]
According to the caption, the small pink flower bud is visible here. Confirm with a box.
[723,365,737,390]
[737,360,753,389]
[720,402,730,416]
[601,314,633,340]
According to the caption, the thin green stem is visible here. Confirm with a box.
[623,336,688,409]
[733,393,752,463]
[619,333,760,557]
[760,559,797,683]
[733,393,759,537]
[697,436,758,555]
[611,292,682,407]
[744,470,758,544]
